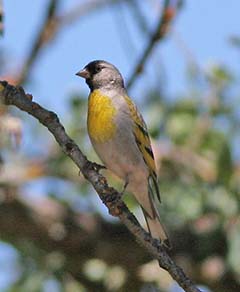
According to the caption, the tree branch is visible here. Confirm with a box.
[126,0,179,90]
[16,0,59,84]
[0,0,3,36]
[0,81,201,292]
[16,0,128,85]
[58,0,127,27]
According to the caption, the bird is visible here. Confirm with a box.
[76,60,170,248]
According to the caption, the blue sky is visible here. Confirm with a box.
[2,0,240,112]
[1,0,240,290]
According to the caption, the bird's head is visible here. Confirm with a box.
[76,60,124,91]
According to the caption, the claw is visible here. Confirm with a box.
[92,162,106,172]
[84,160,106,173]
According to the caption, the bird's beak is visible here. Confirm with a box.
[75,68,90,79]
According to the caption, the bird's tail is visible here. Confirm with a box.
[144,175,171,248]
[142,207,171,249]
[129,175,171,248]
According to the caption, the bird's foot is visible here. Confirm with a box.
[91,162,106,172]
[84,160,106,173]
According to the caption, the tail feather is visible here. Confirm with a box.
[129,176,170,248]
[143,208,171,248]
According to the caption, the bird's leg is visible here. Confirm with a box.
[120,176,129,196]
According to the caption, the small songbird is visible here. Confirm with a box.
[76,60,170,248]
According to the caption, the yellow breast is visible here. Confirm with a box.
[87,90,117,143]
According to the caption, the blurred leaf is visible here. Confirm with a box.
[217,141,233,186]
[206,64,234,90]
[83,259,107,282]
[171,98,199,115]
[162,182,203,227]
[200,129,226,155]
[206,187,238,218]
[227,221,240,277]
[166,113,196,144]
[12,271,45,292]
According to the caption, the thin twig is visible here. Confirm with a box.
[0,0,3,36]
[128,0,150,35]
[16,0,59,84]
[16,0,127,85]
[0,81,201,292]
[111,1,137,60]
[127,0,178,90]
[58,0,125,27]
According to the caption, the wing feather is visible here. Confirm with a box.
[124,96,161,202]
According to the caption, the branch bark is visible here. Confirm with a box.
[0,81,202,292]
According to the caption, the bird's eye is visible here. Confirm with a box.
[95,66,102,73]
